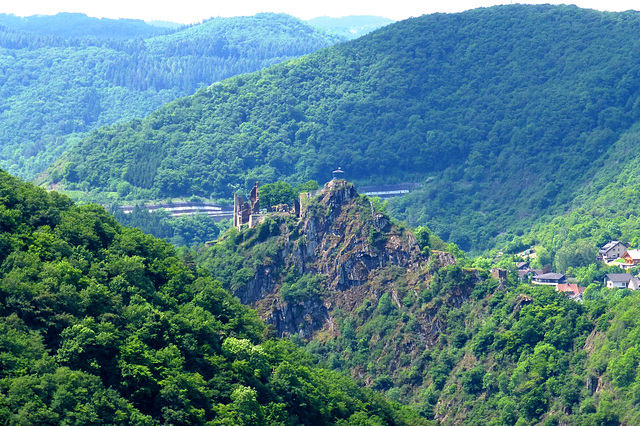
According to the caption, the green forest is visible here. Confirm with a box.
[173,179,640,424]
[9,4,640,425]
[51,5,640,253]
[0,169,425,425]
[0,13,342,180]
[7,160,640,425]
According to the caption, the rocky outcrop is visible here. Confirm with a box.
[227,180,465,339]
[233,264,277,305]
[263,297,330,339]
[298,181,424,291]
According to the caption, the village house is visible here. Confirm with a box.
[604,273,640,290]
[597,241,628,262]
[556,283,586,301]
[621,249,640,268]
[516,262,549,282]
[531,272,567,285]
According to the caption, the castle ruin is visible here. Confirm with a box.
[233,182,261,230]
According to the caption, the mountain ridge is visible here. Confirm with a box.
[0,13,343,179]
[52,4,640,252]
[0,12,174,39]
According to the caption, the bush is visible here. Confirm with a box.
[280,273,326,303]
[463,366,485,394]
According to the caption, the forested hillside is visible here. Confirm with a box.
[190,180,640,424]
[0,12,173,39]
[0,13,342,179]
[487,123,640,282]
[53,5,640,252]
[301,272,640,425]
[0,168,424,425]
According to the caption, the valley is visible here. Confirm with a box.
[46,4,640,255]
[4,4,640,425]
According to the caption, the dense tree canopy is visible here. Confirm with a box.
[54,5,640,252]
[0,13,343,179]
[0,169,421,424]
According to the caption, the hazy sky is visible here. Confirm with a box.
[3,0,640,24]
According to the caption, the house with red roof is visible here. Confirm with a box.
[556,283,586,301]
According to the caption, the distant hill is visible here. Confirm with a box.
[0,12,172,39]
[52,5,640,252]
[146,20,182,29]
[0,13,343,179]
[306,15,395,39]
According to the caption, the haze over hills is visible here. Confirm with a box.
[306,15,395,39]
[0,12,343,180]
[52,4,640,252]
[0,12,174,39]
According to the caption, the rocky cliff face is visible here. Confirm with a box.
[297,180,423,290]
[201,180,485,411]
[223,180,464,341]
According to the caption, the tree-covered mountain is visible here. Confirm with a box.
[0,168,425,425]
[306,16,395,39]
[488,123,640,281]
[52,4,640,252]
[0,13,343,180]
[0,12,173,39]
[188,179,640,424]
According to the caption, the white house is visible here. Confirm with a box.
[604,273,640,290]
